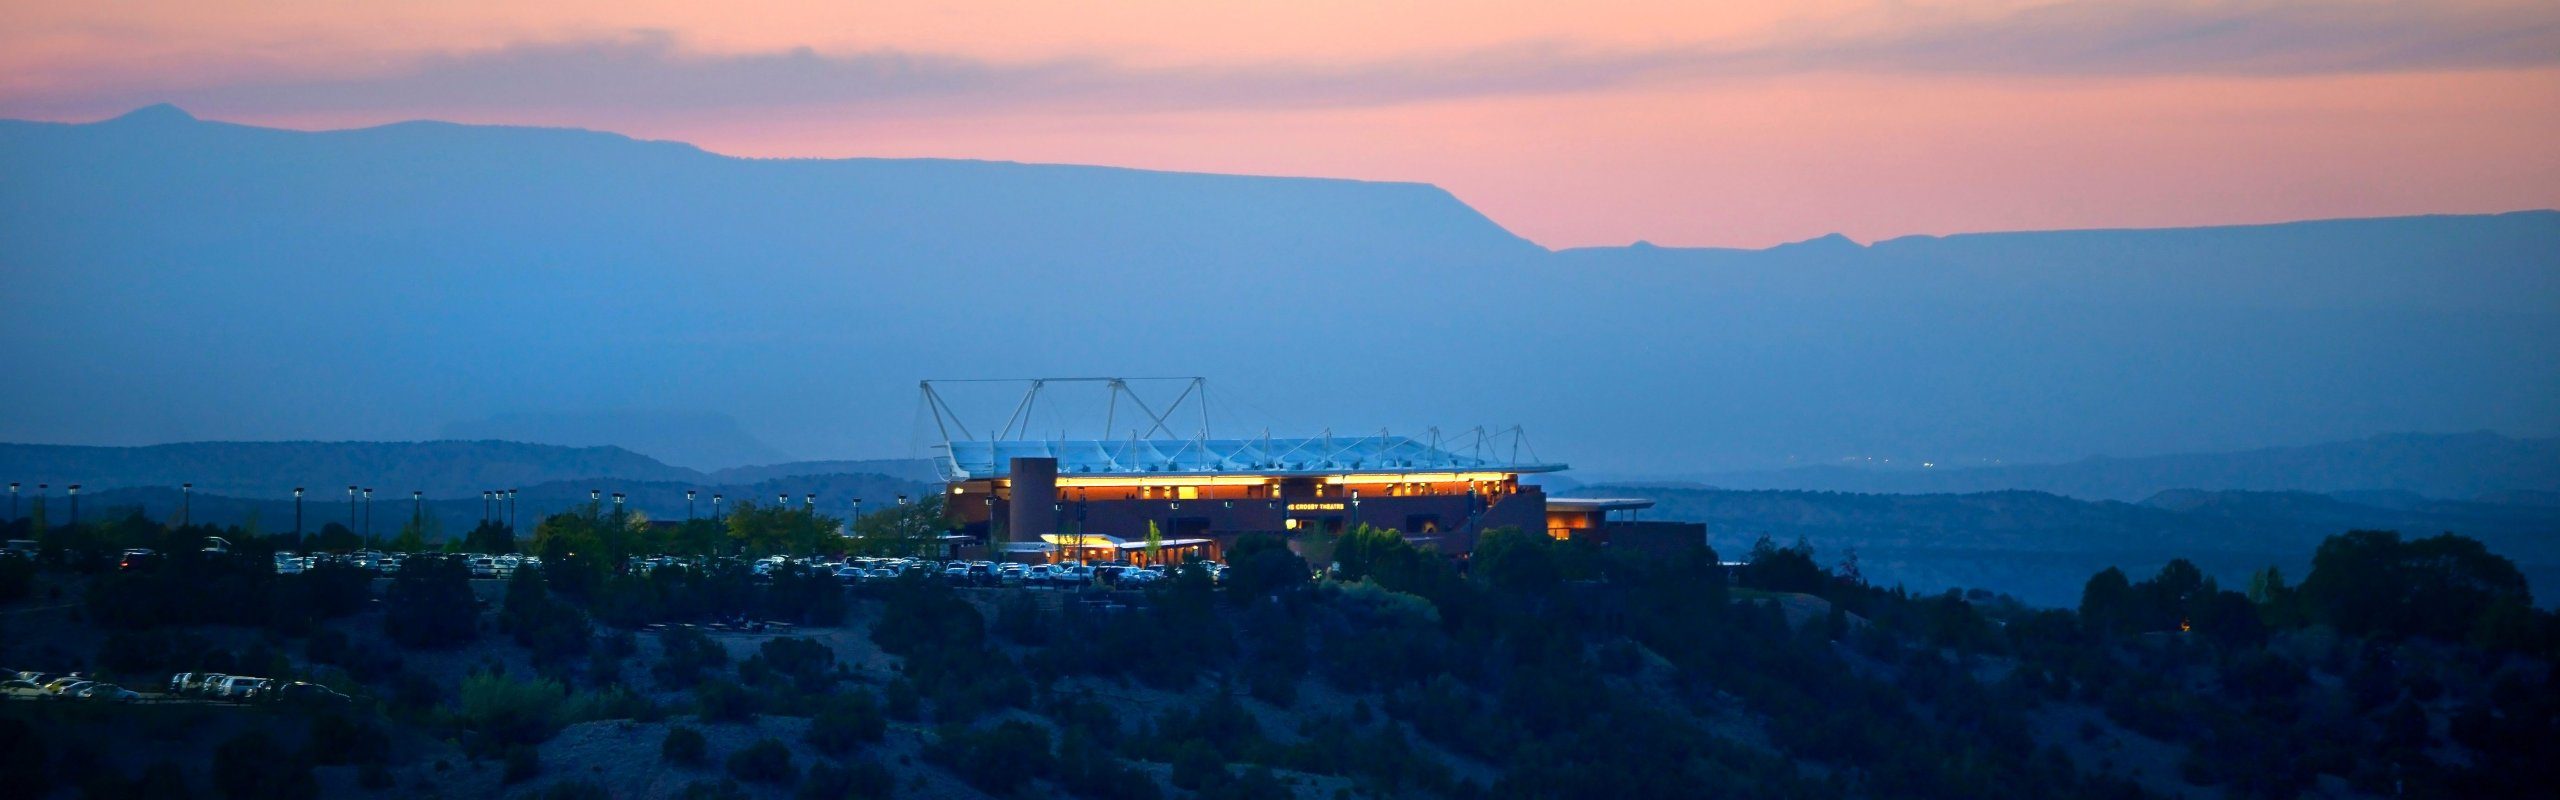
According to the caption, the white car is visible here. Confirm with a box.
[469,557,498,578]
[273,553,305,574]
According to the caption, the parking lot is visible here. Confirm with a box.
[277,549,1228,590]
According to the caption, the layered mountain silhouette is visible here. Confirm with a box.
[1629,432,2560,502]
[2,106,2554,473]
[0,440,933,500]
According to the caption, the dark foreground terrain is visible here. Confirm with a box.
[3,503,2556,799]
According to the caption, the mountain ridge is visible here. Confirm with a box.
[3,107,2553,473]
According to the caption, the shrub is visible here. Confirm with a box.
[924,720,1054,795]
[213,730,318,800]
[654,627,730,689]
[807,691,888,755]
[383,555,479,649]
[538,781,610,800]
[727,738,796,784]
[0,554,34,603]
[757,636,838,691]
[798,758,894,800]
[696,679,756,723]
[1055,728,1162,800]
[305,711,391,766]
[0,717,49,800]
[459,673,567,751]
[884,679,921,721]
[502,745,541,784]
[1169,738,1227,791]
[664,726,710,766]
[680,779,750,800]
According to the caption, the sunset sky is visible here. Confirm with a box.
[6,0,2556,248]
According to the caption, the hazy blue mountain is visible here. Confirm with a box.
[3,107,2554,474]
[66,471,938,543]
[1620,431,2560,502]
[0,440,947,505]
[705,458,940,485]
[0,440,699,500]
[438,410,795,471]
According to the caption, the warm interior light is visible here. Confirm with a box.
[1324,472,1515,485]
[1053,475,1273,488]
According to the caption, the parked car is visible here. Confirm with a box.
[209,676,271,700]
[469,557,498,578]
[251,681,351,705]
[117,549,158,571]
[76,683,141,702]
[44,679,95,696]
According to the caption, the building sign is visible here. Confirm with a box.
[1286,502,1347,511]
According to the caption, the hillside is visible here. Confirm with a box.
[3,108,2555,474]
[5,509,2555,798]
[1584,485,2560,607]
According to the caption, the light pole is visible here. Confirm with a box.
[481,491,492,524]
[178,483,191,527]
[362,488,374,541]
[412,490,423,538]
[589,489,600,525]
[293,487,304,546]
[67,484,79,526]
[712,493,723,521]
[505,489,517,532]
[1349,489,1361,529]
[777,492,788,511]
[686,490,697,521]
[612,492,625,527]
[346,485,357,531]
[806,493,817,517]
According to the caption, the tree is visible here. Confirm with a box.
[389,511,439,554]
[849,494,945,557]
[1737,535,1826,595]
[2299,530,2532,641]
[725,500,842,557]
[1472,526,1563,594]
[1145,520,1165,562]
[311,522,361,553]
[1223,532,1309,603]
[462,520,517,554]
[2078,566,2134,635]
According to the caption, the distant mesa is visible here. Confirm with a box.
[108,103,197,124]
[437,410,796,472]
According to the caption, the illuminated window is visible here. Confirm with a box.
[1178,486,1198,500]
